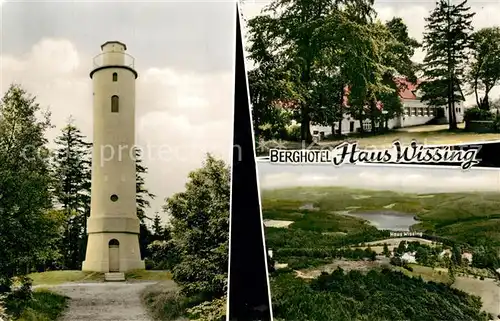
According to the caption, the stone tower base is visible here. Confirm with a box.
[82,232,145,273]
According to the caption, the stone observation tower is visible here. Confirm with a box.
[82,41,145,273]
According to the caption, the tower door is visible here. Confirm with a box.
[108,239,120,272]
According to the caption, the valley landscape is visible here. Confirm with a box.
[263,187,500,321]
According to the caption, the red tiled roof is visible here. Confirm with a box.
[395,78,422,100]
[274,78,420,111]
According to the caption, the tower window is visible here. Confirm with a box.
[110,194,119,202]
[112,72,118,82]
[111,95,119,113]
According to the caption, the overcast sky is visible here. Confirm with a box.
[258,162,500,193]
[1,1,236,222]
[241,0,500,106]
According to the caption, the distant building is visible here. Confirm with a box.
[462,252,473,264]
[309,78,465,137]
[402,252,417,264]
[440,249,452,258]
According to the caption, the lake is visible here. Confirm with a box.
[344,211,418,231]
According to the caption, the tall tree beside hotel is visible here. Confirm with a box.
[377,18,420,128]
[0,84,59,291]
[420,0,474,130]
[247,61,295,142]
[466,27,500,110]
[247,0,377,142]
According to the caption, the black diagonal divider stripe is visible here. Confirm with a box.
[227,4,272,321]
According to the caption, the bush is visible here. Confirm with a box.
[186,296,226,321]
[142,288,191,321]
[491,114,500,132]
[464,107,493,122]
[0,295,10,321]
[4,277,33,318]
[15,290,68,321]
[286,124,301,142]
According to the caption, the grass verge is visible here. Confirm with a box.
[14,289,68,321]
[126,270,172,281]
[26,270,104,286]
[140,281,188,321]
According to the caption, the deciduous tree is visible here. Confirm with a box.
[163,154,229,300]
[466,27,500,110]
[0,84,56,290]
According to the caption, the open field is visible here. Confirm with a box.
[360,237,435,253]
[256,124,500,156]
[399,264,453,285]
[452,276,500,317]
[293,259,454,285]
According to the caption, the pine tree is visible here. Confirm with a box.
[396,240,407,254]
[420,0,474,130]
[135,148,156,259]
[451,245,463,266]
[383,243,391,257]
[136,148,155,222]
[52,118,92,269]
[152,212,164,241]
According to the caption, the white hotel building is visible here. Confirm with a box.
[310,79,465,137]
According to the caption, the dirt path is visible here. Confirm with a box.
[39,281,162,321]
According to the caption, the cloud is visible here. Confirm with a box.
[0,37,233,218]
[258,163,500,193]
[260,171,339,188]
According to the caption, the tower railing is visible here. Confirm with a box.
[92,52,135,69]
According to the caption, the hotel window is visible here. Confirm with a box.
[430,108,434,116]
[411,108,416,116]
[404,107,409,115]
[111,95,119,113]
